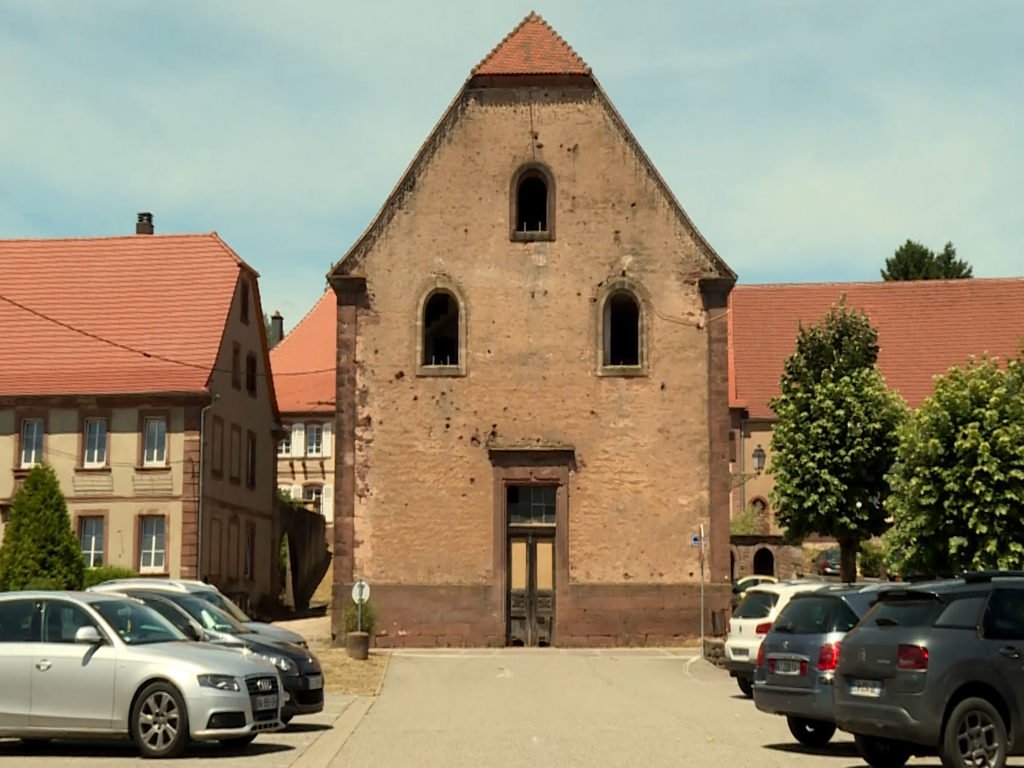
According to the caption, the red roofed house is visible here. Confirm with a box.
[268,290,337,522]
[728,278,1024,578]
[326,14,736,646]
[0,214,282,609]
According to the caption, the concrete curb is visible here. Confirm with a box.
[288,696,373,768]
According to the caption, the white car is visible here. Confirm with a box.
[0,591,284,758]
[89,578,308,648]
[724,580,826,698]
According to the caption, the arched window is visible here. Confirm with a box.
[422,291,460,367]
[603,290,641,367]
[511,165,554,241]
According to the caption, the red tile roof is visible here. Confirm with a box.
[473,12,590,76]
[269,290,335,414]
[730,279,1024,420]
[0,233,250,397]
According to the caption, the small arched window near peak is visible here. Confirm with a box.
[602,290,643,370]
[422,291,460,367]
[511,166,554,242]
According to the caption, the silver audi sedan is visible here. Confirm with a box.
[0,591,284,758]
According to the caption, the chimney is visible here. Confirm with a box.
[270,311,284,348]
[136,212,154,235]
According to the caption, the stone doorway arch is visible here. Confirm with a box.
[753,547,775,577]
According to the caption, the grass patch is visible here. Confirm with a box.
[313,645,390,696]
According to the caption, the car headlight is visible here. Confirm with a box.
[256,653,296,674]
[197,674,240,691]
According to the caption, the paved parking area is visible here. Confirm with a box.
[8,649,1024,767]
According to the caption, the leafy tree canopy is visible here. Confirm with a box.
[0,464,84,591]
[884,358,1024,576]
[770,300,907,580]
[881,240,973,281]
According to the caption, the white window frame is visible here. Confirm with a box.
[303,485,323,516]
[306,424,324,457]
[79,517,104,568]
[143,418,167,467]
[277,432,292,456]
[139,516,166,573]
[84,418,107,468]
[20,418,43,468]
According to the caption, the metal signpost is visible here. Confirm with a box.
[351,578,370,632]
[692,525,707,652]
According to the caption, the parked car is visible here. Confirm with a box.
[752,583,888,746]
[90,578,308,648]
[94,589,324,723]
[0,591,283,758]
[724,580,826,698]
[834,571,1024,768]
[814,548,841,577]
[732,575,778,611]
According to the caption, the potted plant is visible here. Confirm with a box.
[343,599,377,660]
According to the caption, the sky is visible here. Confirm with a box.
[2,1,1022,329]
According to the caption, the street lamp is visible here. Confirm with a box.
[752,445,766,474]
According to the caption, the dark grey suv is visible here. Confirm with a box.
[753,583,884,747]
[834,572,1024,768]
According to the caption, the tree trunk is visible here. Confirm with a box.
[838,538,859,583]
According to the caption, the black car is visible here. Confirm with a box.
[122,590,324,722]
[835,572,1024,768]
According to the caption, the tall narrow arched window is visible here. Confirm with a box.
[511,165,555,241]
[422,291,460,367]
[603,290,641,367]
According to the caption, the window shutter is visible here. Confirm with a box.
[291,422,305,458]
[290,484,302,500]
[321,421,333,459]
[322,484,334,520]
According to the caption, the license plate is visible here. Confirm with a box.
[307,674,323,690]
[850,679,882,697]
[254,694,278,711]
[775,659,801,675]
[733,648,749,659]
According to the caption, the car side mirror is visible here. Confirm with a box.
[183,624,202,641]
[74,626,104,645]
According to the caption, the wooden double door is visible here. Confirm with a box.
[507,531,555,647]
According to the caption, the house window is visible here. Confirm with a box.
[243,523,255,580]
[229,426,241,482]
[143,417,167,466]
[211,417,224,475]
[278,431,292,456]
[603,291,641,367]
[303,485,323,516]
[79,517,104,568]
[231,343,241,389]
[511,165,554,241]
[245,432,257,488]
[83,418,107,468]
[507,485,556,526]
[246,353,257,396]
[422,292,459,366]
[306,424,323,457]
[20,418,43,468]
[139,516,166,573]
[241,280,250,324]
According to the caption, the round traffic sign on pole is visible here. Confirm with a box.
[351,579,370,605]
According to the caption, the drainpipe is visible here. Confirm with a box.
[197,393,220,581]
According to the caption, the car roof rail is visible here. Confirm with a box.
[959,570,1024,583]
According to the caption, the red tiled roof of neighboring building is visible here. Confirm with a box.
[0,233,250,397]
[730,279,1024,420]
[472,12,590,76]
[269,290,335,414]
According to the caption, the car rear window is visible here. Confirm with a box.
[773,596,860,634]
[863,598,944,627]
[734,591,778,619]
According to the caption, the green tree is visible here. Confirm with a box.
[769,301,908,581]
[884,358,1024,576]
[881,239,972,281]
[0,465,84,591]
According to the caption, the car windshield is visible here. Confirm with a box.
[92,599,187,645]
[734,591,778,619]
[171,595,251,635]
[773,596,860,634]
[196,590,251,623]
